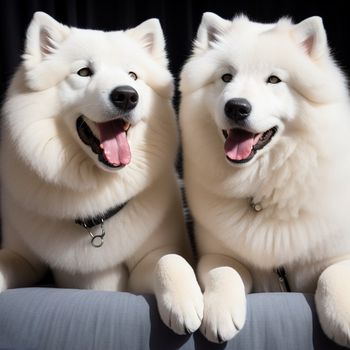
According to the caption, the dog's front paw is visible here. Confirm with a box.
[315,261,350,347]
[201,286,246,343]
[154,254,203,335]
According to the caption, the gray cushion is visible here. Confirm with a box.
[0,288,345,350]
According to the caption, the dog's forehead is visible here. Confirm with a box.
[63,28,141,61]
[216,20,274,56]
[217,19,296,68]
[229,17,276,36]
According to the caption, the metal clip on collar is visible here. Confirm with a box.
[82,219,106,248]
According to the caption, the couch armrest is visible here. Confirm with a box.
[0,288,345,349]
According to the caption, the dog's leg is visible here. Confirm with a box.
[0,249,47,291]
[128,248,203,335]
[315,259,350,347]
[198,253,252,343]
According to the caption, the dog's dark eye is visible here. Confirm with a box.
[267,75,281,84]
[77,67,93,77]
[128,71,138,80]
[221,73,233,83]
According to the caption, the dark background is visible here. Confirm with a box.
[0,0,349,244]
[0,0,349,108]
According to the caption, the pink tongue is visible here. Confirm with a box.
[97,120,131,166]
[224,129,257,161]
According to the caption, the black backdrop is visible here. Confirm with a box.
[0,0,349,241]
[1,0,350,107]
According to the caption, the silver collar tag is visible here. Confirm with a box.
[250,198,263,212]
[82,219,106,248]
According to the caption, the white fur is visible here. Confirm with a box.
[0,12,203,335]
[180,12,350,345]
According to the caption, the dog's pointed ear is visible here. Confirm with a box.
[22,12,70,90]
[292,16,328,59]
[194,12,231,53]
[126,18,168,66]
[24,12,70,63]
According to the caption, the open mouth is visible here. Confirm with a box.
[76,116,131,168]
[222,126,278,163]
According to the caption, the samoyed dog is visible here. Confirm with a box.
[0,12,203,335]
[180,12,350,346]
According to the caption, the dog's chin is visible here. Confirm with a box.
[76,115,131,171]
[222,126,278,166]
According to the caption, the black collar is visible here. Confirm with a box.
[75,201,128,228]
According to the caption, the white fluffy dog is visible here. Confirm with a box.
[0,12,203,335]
[180,12,350,346]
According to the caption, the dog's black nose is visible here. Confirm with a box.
[224,98,252,123]
[110,86,139,111]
